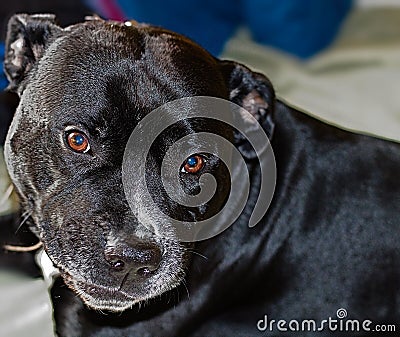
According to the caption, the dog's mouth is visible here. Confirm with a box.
[62,272,144,312]
[27,250,134,311]
[36,218,188,312]
[55,245,187,312]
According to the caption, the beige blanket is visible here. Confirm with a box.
[222,8,400,143]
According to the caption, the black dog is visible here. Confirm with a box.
[3,14,400,337]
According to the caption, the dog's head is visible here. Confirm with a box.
[3,14,275,312]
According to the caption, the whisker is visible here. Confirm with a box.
[181,278,190,300]
[186,249,208,260]
[166,289,172,304]
[15,210,33,234]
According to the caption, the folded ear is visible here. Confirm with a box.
[220,60,276,159]
[4,14,62,93]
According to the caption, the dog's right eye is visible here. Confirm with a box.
[181,155,205,174]
[66,131,90,153]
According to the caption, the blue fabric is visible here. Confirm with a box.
[115,0,352,57]
[244,0,353,58]
[0,43,7,91]
[116,0,241,56]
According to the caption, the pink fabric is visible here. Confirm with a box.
[94,0,126,21]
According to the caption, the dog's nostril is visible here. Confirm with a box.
[104,254,126,271]
[104,242,162,277]
[136,267,152,277]
[111,259,125,271]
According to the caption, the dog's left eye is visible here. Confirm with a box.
[66,131,90,153]
[181,155,205,174]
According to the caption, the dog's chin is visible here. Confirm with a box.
[61,272,167,312]
[62,274,139,312]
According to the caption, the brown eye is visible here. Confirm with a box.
[66,131,90,153]
[182,155,205,174]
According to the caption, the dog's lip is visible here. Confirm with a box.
[77,280,137,309]
[62,272,141,311]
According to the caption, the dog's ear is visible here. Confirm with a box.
[220,60,275,159]
[4,14,62,93]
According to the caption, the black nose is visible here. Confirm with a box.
[104,241,162,277]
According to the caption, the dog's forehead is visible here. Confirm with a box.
[30,20,227,127]
[53,20,224,90]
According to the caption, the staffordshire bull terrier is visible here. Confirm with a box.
[3,14,400,337]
